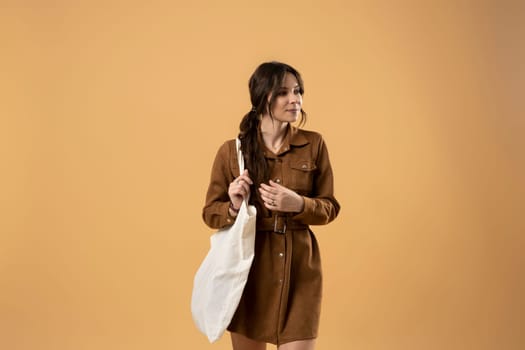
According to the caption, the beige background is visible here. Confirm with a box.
[1,1,524,349]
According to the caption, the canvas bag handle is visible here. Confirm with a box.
[235,138,251,205]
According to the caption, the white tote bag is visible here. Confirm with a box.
[191,138,257,343]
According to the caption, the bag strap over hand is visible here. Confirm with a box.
[235,138,244,173]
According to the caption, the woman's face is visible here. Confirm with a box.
[267,73,303,123]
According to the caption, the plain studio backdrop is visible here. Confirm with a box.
[1,1,524,349]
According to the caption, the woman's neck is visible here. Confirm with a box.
[260,115,288,153]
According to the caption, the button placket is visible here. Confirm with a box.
[276,235,286,286]
[273,157,283,187]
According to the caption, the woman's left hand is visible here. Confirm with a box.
[259,180,305,213]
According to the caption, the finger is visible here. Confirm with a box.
[232,182,248,194]
[260,183,276,193]
[238,170,253,184]
[257,188,271,200]
[243,178,253,185]
[235,176,252,186]
[258,187,275,199]
[229,185,238,195]
[260,191,277,205]
[263,199,278,209]
[236,169,252,184]
[229,192,243,204]
[234,175,252,188]
[269,180,283,188]
[260,194,273,204]
[236,189,247,200]
[240,183,251,195]
[257,189,267,199]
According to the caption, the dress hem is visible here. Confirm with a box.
[228,330,317,346]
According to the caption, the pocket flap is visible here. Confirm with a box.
[290,160,317,171]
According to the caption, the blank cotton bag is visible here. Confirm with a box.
[191,138,257,343]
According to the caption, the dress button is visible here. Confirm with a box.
[227,218,231,223]
[279,253,284,257]
[275,178,281,183]
[301,164,307,169]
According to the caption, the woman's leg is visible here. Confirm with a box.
[277,339,316,350]
[230,332,267,350]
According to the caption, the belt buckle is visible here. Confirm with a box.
[274,216,287,234]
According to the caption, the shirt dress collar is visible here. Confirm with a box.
[261,124,309,158]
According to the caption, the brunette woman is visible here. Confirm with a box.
[203,61,340,350]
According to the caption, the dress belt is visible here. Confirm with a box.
[256,215,309,234]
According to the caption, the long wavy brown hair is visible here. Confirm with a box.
[238,61,307,192]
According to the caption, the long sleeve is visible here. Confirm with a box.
[202,140,238,229]
[292,136,340,225]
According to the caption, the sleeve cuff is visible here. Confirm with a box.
[292,196,316,222]
[223,201,236,226]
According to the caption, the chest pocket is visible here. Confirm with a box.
[289,160,317,194]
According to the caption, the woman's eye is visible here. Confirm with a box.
[278,91,287,96]
[294,89,302,95]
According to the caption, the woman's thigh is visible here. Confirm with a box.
[230,332,267,350]
[278,339,316,350]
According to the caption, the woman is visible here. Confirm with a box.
[202,61,340,350]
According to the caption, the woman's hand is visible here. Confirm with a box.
[259,180,305,213]
[228,169,253,212]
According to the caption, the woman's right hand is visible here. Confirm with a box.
[228,169,253,212]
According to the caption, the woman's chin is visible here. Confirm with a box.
[285,113,299,123]
[272,113,299,124]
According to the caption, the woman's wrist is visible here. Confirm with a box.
[229,201,240,216]
[296,195,305,213]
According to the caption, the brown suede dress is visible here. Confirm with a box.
[202,126,340,345]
